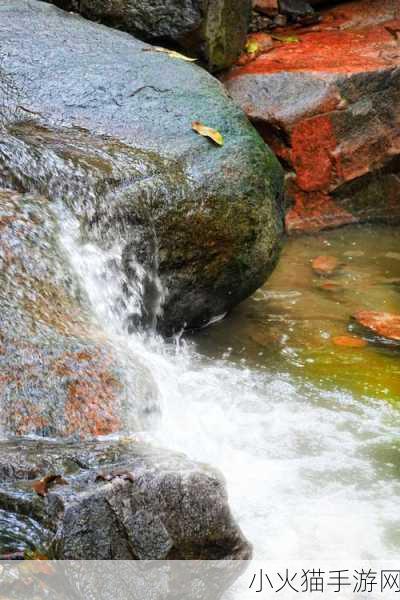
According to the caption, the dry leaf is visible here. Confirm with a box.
[32,474,68,497]
[192,121,224,146]
[271,34,299,43]
[143,47,197,62]
[332,336,367,348]
[245,40,260,55]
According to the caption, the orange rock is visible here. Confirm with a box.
[224,0,400,233]
[311,255,339,276]
[353,311,400,342]
[332,336,367,348]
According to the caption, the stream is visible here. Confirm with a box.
[62,218,400,563]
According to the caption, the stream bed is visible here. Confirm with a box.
[1,223,400,571]
[152,224,400,560]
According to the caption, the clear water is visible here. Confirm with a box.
[60,218,400,562]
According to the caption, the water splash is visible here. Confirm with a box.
[57,211,400,562]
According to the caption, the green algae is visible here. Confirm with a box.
[195,224,400,403]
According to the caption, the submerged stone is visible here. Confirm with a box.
[0,0,284,335]
[332,335,367,348]
[353,310,400,343]
[311,255,339,276]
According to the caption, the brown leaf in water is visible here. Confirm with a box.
[32,474,68,497]
[192,121,224,146]
[245,40,261,55]
[312,255,339,276]
[332,336,367,348]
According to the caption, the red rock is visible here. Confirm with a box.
[332,335,367,348]
[223,0,400,233]
[311,255,339,275]
[353,310,400,342]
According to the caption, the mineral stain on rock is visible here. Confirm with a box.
[224,0,400,232]
[0,190,124,438]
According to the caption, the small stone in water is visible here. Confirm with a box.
[332,336,367,348]
[353,311,400,342]
[311,255,339,276]
[318,280,342,292]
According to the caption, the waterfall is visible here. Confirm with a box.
[57,203,400,562]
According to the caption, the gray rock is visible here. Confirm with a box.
[0,0,284,335]
[43,0,251,72]
[0,438,252,560]
[278,0,314,18]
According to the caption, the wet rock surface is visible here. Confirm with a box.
[0,0,284,335]
[224,0,400,233]
[44,0,251,72]
[0,189,126,438]
[353,310,400,344]
[0,438,251,560]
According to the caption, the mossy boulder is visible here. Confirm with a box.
[43,0,251,72]
[0,0,284,335]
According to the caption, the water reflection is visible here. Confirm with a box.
[195,225,400,401]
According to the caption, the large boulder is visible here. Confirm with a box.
[0,190,251,559]
[44,0,251,72]
[224,0,400,233]
[0,0,284,335]
[0,438,251,561]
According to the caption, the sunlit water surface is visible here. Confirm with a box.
[46,222,400,564]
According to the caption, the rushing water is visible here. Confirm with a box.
[59,216,400,564]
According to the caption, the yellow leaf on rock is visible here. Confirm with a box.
[145,46,197,61]
[271,34,299,43]
[245,40,260,54]
[192,121,224,146]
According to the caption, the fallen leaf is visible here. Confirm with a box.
[32,474,68,497]
[271,34,299,43]
[312,255,339,276]
[143,47,197,62]
[192,121,224,146]
[332,336,367,348]
[245,40,260,54]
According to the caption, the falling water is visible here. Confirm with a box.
[59,208,400,564]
